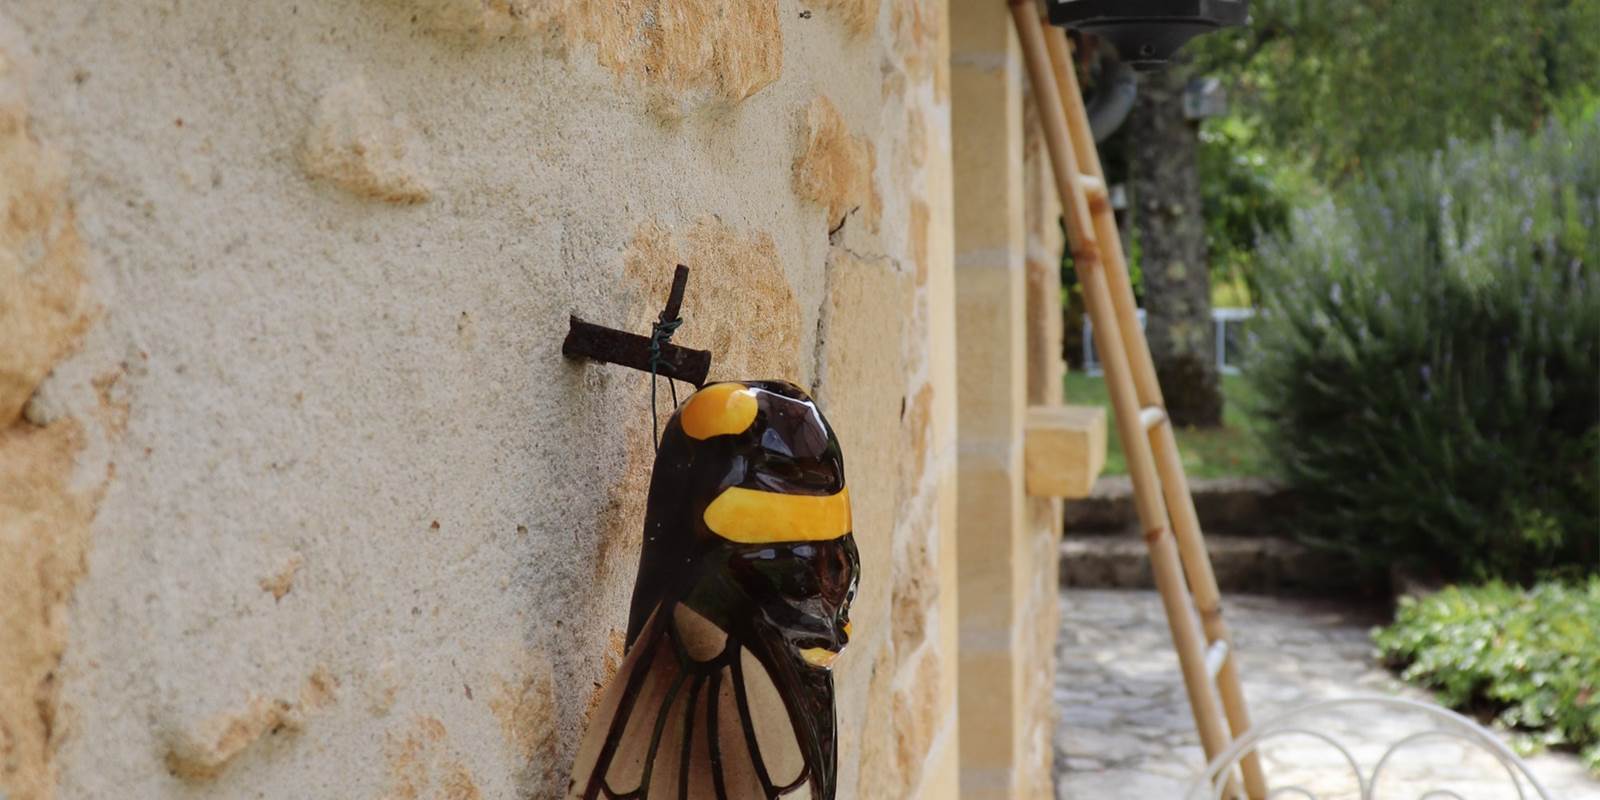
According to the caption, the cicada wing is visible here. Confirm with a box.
[567,606,679,799]
[568,603,822,800]
[701,644,817,799]
[731,647,810,795]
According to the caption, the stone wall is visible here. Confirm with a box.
[1019,71,1067,800]
[950,2,1067,797]
[0,1,959,797]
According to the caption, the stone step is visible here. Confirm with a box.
[1060,533,1360,595]
[1064,475,1298,537]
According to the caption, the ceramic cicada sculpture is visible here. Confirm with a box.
[568,381,859,800]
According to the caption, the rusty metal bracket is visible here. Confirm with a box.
[562,265,712,387]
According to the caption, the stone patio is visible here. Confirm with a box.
[1054,589,1599,799]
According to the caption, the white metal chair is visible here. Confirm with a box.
[1183,696,1555,800]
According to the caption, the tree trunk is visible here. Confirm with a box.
[1127,64,1222,427]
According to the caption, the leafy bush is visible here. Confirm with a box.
[1195,0,1600,180]
[1249,117,1600,581]
[1200,116,1298,304]
[1374,580,1600,772]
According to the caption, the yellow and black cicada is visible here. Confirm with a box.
[567,381,859,800]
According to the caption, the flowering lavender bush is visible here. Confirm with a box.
[1249,117,1600,582]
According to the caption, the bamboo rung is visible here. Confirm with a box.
[1205,640,1231,681]
[1139,406,1168,431]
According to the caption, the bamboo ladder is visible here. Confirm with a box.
[1004,2,1269,797]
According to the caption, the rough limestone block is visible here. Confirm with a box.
[404,0,782,111]
[805,0,880,36]
[563,0,782,112]
[594,217,807,586]
[164,697,295,781]
[0,40,92,425]
[0,31,104,800]
[1023,404,1106,499]
[954,266,1027,443]
[955,462,1024,632]
[955,646,1019,769]
[891,645,944,786]
[407,0,540,38]
[301,76,433,204]
[793,96,882,232]
[162,669,337,782]
[888,0,938,84]
[0,0,957,795]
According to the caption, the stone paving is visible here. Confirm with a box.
[1054,589,1599,799]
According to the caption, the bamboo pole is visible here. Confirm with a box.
[1004,4,1242,796]
[1041,25,1268,800]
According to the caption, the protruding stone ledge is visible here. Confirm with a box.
[1023,404,1106,499]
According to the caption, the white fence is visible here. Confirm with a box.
[1082,307,1255,376]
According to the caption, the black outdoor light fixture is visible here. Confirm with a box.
[1047,0,1249,70]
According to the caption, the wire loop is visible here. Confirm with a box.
[648,315,684,447]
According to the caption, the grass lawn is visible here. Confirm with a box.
[1064,371,1276,480]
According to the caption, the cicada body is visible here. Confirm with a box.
[567,381,859,800]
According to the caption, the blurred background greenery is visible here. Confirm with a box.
[1068,0,1600,578]
[1063,0,1599,766]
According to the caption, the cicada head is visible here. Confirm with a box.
[631,380,859,671]
[593,380,858,800]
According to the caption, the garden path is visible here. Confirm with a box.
[1055,589,1598,799]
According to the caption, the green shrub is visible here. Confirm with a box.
[1374,580,1600,772]
[1249,117,1600,581]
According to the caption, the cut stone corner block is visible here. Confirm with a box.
[1022,404,1106,499]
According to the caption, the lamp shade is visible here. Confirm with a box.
[1047,0,1249,70]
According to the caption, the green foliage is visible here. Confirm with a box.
[1248,117,1600,581]
[1195,0,1600,181]
[1199,116,1303,303]
[1374,580,1600,771]
[1064,373,1273,479]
